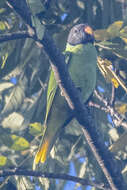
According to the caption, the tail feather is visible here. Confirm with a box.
[33,139,50,170]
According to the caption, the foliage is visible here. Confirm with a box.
[0,0,127,190]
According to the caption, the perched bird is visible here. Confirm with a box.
[33,24,97,167]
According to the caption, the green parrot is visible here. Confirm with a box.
[33,24,97,167]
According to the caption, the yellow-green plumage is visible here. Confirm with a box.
[33,24,97,167]
[67,43,97,101]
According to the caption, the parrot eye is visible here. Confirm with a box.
[74,28,78,33]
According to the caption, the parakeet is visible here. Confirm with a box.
[33,24,97,167]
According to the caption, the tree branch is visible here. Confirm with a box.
[0,31,31,43]
[0,169,110,190]
[5,1,127,190]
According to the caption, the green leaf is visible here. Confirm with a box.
[120,26,127,38]
[27,0,45,15]
[0,21,6,30]
[0,155,7,166]
[29,122,42,136]
[120,26,127,43]
[107,20,123,39]
[115,102,127,115]
[109,132,127,153]
[11,135,30,151]
[27,0,45,40]
[31,16,45,40]
[95,21,124,41]
[0,8,5,14]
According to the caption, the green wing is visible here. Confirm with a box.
[45,51,72,123]
[44,70,57,123]
[33,53,72,167]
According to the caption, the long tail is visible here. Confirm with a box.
[33,138,50,170]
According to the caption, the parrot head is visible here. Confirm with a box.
[67,24,94,46]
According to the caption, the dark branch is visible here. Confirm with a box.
[6,0,32,27]
[0,169,110,190]
[0,31,31,43]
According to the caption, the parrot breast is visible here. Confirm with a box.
[67,43,97,102]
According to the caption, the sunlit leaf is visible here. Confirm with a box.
[0,155,7,166]
[107,20,123,39]
[97,57,114,82]
[95,21,124,41]
[77,0,85,9]
[120,26,127,40]
[29,122,42,136]
[0,8,5,14]
[97,57,127,92]
[16,176,34,190]
[0,81,14,92]
[119,70,126,80]
[11,135,30,151]
[120,28,127,40]
[0,21,6,30]
[75,159,87,189]
[109,132,127,153]
[109,128,119,142]
[122,165,127,175]
[115,102,127,115]
[2,112,24,132]
[111,78,119,88]
[39,178,50,190]
[121,37,127,44]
